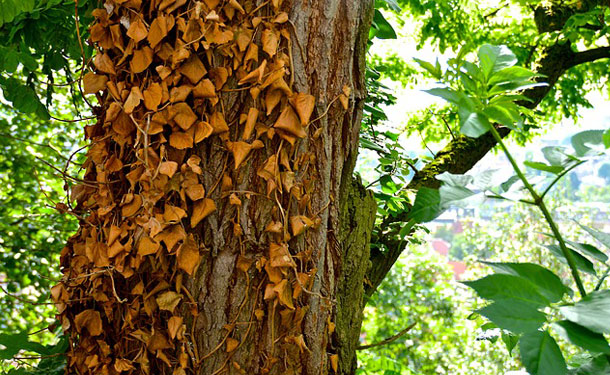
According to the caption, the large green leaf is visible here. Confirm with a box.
[545,244,596,275]
[560,290,610,334]
[523,161,565,174]
[577,223,610,251]
[371,9,397,39]
[462,274,550,308]
[552,320,610,354]
[483,262,570,303]
[477,44,518,78]
[488,66,539,86]
[564,240,608,263]
[519,331,567,375]
[407,187,441,223]
[571,130,605,156]
[571,354,610,375]
[458,109,491,138]
[477,301,546,333]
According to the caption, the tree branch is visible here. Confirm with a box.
[565,46,610,70]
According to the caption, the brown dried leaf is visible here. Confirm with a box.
[274,105,306,138]
[148,331,171,351]
[131,47,154,73]
[156,291,182,312]
[169,131,194,149]
[94,53,116,75]
[262,28,279,57]
[138,235,160,256]
[330,354,339,373]
[191,198,215,228]
[164,204,187,223]
[242,107,258,140]
[177,235,200,274]
[226,337,239,352]
[290,215,314,236]
[74,309,103,336]
[143,82,163,111]
[171,102,198,130]
[273,279,294,309]
[122,194,143,217]
[168,316,183,339]
[127,17,148,43]
[209,112,229,134]
[269,243,295,268]
[148,16,169,48]
[159,161,179,177]
[83,73,108,94]
[192,79,216,98]
[194,121,214,143]
[290,93,316,125]
[179,55,206,84]
[185,184,205,201]
[114,358,136,372]
[124,86,143,114]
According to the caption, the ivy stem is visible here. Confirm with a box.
[487,125,587,297]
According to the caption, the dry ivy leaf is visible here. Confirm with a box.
[171,102,198,130]
[164,204,187,223]
[227,141,253,169]
[94,53,116,75]
[138,235,160,256]
[121,194,143,217]
[85,241,109,267]
[209,112,229,134]
[83,73,108,94]
[226,337,239,352]
[192,79,216,98]
[177,235,200,274]
[330,354,339,373]
[131,47,154,73]
[209,67,229,89]
[274,106,306,138]
[170,85,192,103]
[273,12,289,24]
[265,221,283,233]
[265,89,283,115]
[169,131,194,149]
[229,193,242,206]
[185,184,205,201]
[194,121,214,143]
[290,215,314,236]
[191,198,216,228]
[262,28,279,57]
[148,331,171,351]
[156,65,172,80]
[273,279,295,309]
[127,17,148,43]
[156,291,182,312]
[206,24,234,45]
[159,161,179,177]
[269,243,295,268]
[148,16,169,48]
[124,86,143,114]
[236,255,252,273]
[179,55,206,84]
[203,0,220,9]
[156,225,185,251]
[244,43,259,64]
[255,309,264,320]
[242,107,258,140]
[143,82,163,111]
[74,309,103,336]
[290,93,316,125]
[235,27,253,52]
[168,316,183,339]
[114,359,136,372]
[260,67,285,90]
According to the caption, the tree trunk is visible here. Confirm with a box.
[54,1,375,375]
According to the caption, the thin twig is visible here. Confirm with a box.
[357,322,417,350]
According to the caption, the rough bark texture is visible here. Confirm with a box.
[189,2,375,374]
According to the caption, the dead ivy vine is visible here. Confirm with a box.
[51,0,349,373]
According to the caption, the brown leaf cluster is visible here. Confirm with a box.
[56,0,338,374]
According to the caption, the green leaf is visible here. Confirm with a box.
[552,320,610,354]
[436,172,474,187]
[483,262,570,303]
[560,290,610,334]
[372,9,397,39]
[424,87,463,105]
[407,187,441,223]
[477,301,546,333]
[483,104,522,128]
[577,223,610,251]
[4,49,20,73]
[524,161,565,174]
[519,331,567,375]
[0,331,50,360]
[571,130,605,156]
[564,240,608,263]
[488,66,540,86]
[477,44,518,79]
[379,0,401,12]
[413,57,442,79]
[462,274,550,308]
[603,129,610,149]
[458,110,491,138]
[501,332,520,356]
[545,244,596,275]
[571,354,610,375]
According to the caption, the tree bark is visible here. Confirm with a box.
[54,1,375,375]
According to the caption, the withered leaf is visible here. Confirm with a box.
[127,17,148,43]
[178,55,206,84]
[114,359,136,373]
[143,82,163,110]
[94,53,116,75]
[290,215,314,236]
[131,47,154,74]
[171,102,197,130]
[209,112,229,134]
[191,198,216,228]
[290,93,316,125]
[192,79,216,98]
[177,235,200,275]
[262,28,279,57]
[273,279,295,309]
[169,131,194,149]
[269,243,295,268]
[74,309,103,336]
[148,16,169,48]
[83,73,108,94]
[274,105,307,138]
[159,161,179,177]
[156,291,182,312]
[242,107,258,140]
[226,337,239,352]
[185,184,205,201]
[168,316,183,339]
[121,194,143,217]
[148,331,171,351]
[194,121,214,143]
[124,86,143,114]
[138,235,160,256]
[164,204,187,223]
